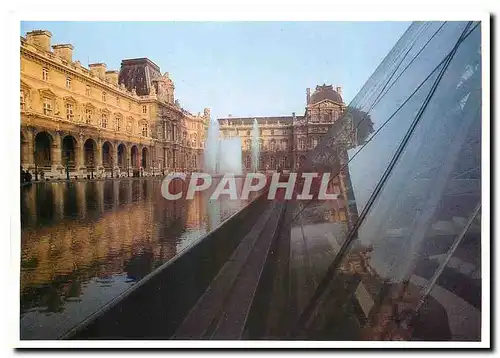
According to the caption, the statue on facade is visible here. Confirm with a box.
[154,72,174,104]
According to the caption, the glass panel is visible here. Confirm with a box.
[285,21,482,341]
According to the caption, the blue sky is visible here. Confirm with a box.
[21,21,411,119]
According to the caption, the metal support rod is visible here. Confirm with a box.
[415,202,481,314]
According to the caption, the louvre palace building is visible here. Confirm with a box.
[217,84,347,171]
[21,29,209,179]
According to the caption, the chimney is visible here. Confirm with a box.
[336,86,342,96]
[52,44,74,62]
[26,30,52,52]
[306,88,311,105]
[105,70,119,85]
[89,63,107,79]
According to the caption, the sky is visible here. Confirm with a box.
[20,21,411,119]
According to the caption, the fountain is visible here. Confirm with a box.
[203,117,220,174]
[250,119,260,172]
[203,118,243,176]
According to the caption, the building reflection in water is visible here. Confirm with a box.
[20,178,251,339]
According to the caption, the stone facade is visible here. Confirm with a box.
[21,29,209,180]
[217,84,347,172]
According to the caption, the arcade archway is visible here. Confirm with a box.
[62,135,77,169]
[102,141,113,169]
[84,139,97,168]
[34,131,53,168]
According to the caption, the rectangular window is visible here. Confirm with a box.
[86,85,91,97]
[85,108,92,124]
[20,90,25,111]
[102,114,108,128]
[142,123,148,136]
[43,98,52,115]
[42,68,49,81]
[116,97,120,106]
[66,103,74,121]
[66,77,71,89]
[115,117,122,131]
[102,92,106,102]
[142,105,147,114]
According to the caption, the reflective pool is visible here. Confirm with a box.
[20,177,252,339]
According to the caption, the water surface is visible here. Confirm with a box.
[20,178,251,339]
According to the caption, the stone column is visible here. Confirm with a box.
[52,131,62,175]
[138,146,143,174]
[95,138,103,172]
[112,141,119,176]
[77,133,85,172]
[22,127,35,169]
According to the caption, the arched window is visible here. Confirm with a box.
[102,92,107,102]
